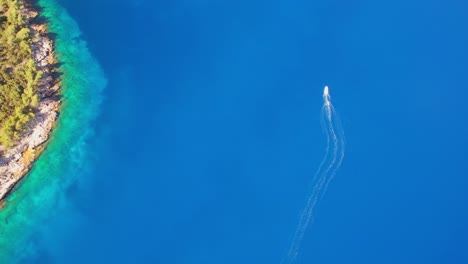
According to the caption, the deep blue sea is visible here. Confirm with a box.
[1,0,468,263]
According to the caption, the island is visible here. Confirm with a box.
[0,0,60,203]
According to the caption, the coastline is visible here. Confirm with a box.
[0,0,106,259]
[0,0,60,203]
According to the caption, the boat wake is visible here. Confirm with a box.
[282,86,345,264]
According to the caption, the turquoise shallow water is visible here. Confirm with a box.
[0,0,106,261]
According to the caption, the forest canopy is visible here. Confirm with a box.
[0,0,41,147]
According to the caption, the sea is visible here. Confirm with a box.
[0,0,467,263]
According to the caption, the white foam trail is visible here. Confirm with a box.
[281,86,345,264]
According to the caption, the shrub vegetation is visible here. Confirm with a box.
[0,0,41,147]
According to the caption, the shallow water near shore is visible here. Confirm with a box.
[0,0,106,261]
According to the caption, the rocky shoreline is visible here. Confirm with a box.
[0,1,60,203]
